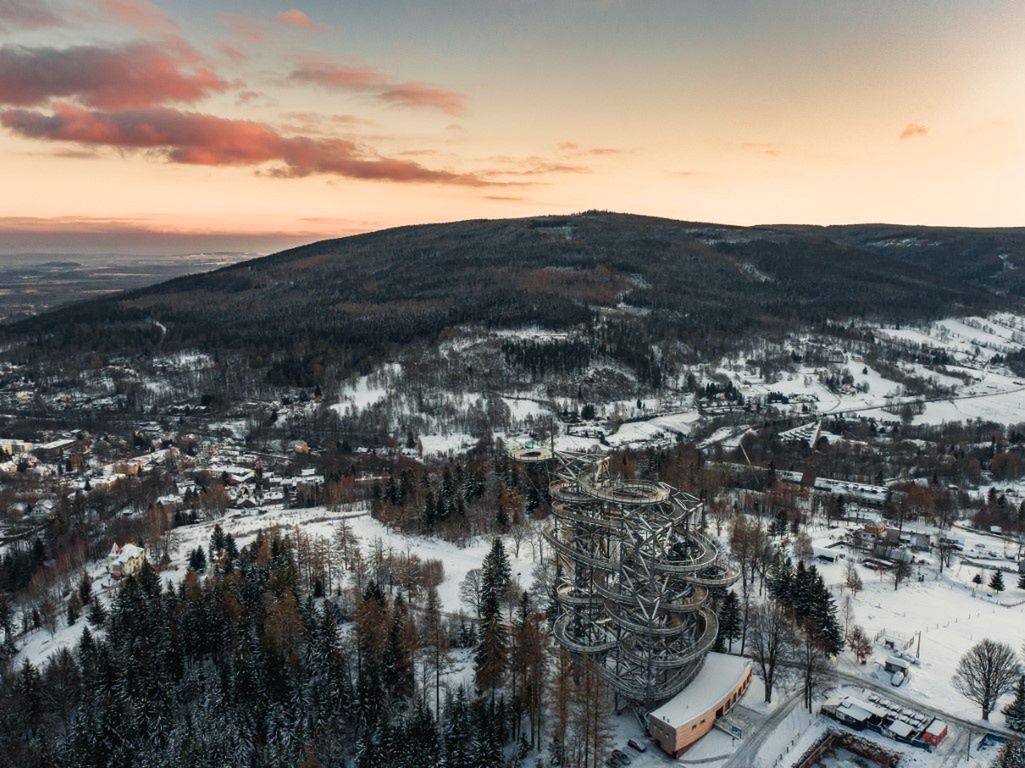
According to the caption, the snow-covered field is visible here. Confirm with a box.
[809,540,1025,726]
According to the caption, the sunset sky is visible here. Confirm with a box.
[1,0,1024,254]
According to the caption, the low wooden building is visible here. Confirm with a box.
[647,653,752,757]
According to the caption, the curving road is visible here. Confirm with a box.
[720,692,802,768]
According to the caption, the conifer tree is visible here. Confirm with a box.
[1005,677,1025,733]
[807,572,844,655]
[383,593,415,699]
[475,539,511,708]
[996,738,1025,768]
[443,686,476,768]
[718,591,742,652]
[67,592,81,625]
[87,598,106,627]
[189,546,207,572]
[209,523,225,561]
[78,572,92,606]
[769,554,794,604]
[992,570,1006,593]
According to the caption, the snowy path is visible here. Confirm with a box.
[721,692,802,768]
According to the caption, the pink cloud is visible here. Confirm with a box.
[899,122,928,140]
[289,61,465,115]
[0,43,229,108]
[99,0,178,34]
[215,42,248,63]
[380,82,465,116]
[289,62,389,91]
[277,9,316,29]
[220,13,265,44]
[0,102,499,185]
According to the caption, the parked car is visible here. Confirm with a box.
[627,738,647,753]
[612,749,632,765]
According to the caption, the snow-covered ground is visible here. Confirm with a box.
[809,542,1025,726]
[16,502,542,672]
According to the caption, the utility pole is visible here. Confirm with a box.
[916,630,921,659]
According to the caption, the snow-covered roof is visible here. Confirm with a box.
[838,703,875,722]
[110,543,145,565]
[925,720,947,736]
[37,438,76,450]
[887,720,915,738]
[648,653,751,727]
[832,696,889,721]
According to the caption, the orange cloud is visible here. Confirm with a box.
[0,43,229,108]
[899,122,928,140]
[558,141,621,157]
[741,142,782,157]
[0,102,500,185]
[277,9,316,29]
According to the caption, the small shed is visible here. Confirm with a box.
[884,656,911,674]
[813,546,842,563]
[924,719,948,746]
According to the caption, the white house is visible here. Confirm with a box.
[107,543,146,579]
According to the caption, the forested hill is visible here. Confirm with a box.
[5,212,1024,385]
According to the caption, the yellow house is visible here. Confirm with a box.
[647,653,753,757]
[107,543,146,579]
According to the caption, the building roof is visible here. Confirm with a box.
[110,543,145,565]
[925,720,948,736]
[887,720,915,738]
[648,653,752,727]
[836,696,889,720]
[37,438,76,450]
[838,703,874,723]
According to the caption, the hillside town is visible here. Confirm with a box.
[2,311,1025,767]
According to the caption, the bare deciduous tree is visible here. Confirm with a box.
[748,601,795,704]
[848,625,872,664]
[844,560,863,595]
[797,619,832,711]
[952,639,1022,720]
[459,567,483,617]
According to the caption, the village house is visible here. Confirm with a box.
[33,437,77,462]
[107,543,146,579]
[0,437,33,456]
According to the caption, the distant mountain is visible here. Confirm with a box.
[793,223,1025,295]
[4,212,1023,385]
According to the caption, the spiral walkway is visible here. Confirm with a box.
[519,448,739,708]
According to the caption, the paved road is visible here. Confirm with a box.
[938,729,971,768]
[719,692,802,768]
